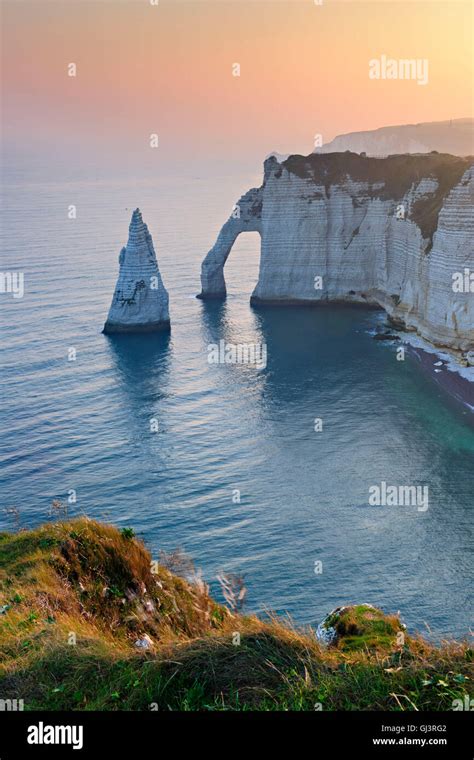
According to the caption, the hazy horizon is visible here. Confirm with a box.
[2,0,473,179]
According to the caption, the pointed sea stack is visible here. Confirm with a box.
[103,209,170,334]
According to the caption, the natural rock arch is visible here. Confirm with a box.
[198,187,263,299]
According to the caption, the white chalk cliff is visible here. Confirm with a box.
[104,209,170,334]
[315,118,474,157]
[199,152,474,353]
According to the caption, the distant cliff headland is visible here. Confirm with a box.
[200,152,473,358]
[315,118,474,157]
[0,518,471,711]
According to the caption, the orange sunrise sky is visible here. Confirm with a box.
[2,0,473,175]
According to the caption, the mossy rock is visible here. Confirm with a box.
[316,604,406,652]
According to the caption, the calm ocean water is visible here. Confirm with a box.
[1,171,473,639]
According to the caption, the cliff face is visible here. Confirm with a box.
[199,153,474,353]
[104,209,170,334]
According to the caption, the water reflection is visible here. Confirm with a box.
[105,331,172,408]
[198,298,230,346]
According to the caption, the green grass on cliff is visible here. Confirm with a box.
[0,519,471,711]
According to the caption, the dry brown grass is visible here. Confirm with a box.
[0,518,471,711]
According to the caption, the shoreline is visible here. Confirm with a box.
[201,295,473,417]
[403,339,474,420]
[365,310,473,418]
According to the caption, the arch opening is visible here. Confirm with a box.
[198,186,262,300]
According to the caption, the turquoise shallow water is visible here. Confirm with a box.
[1,173,473,638]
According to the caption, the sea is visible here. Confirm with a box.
[1,167,473,639]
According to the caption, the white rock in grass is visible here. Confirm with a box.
[134,633,154,650]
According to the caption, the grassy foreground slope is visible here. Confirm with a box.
[0,518,471,711]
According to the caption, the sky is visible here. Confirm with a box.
[2,0,473,176]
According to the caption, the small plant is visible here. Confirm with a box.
[216,572,247,613]
[49,500,67,519]
[39,537,57,549]
[159,547,195,579]
[120,527,135,540]
[3,506,20,531]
